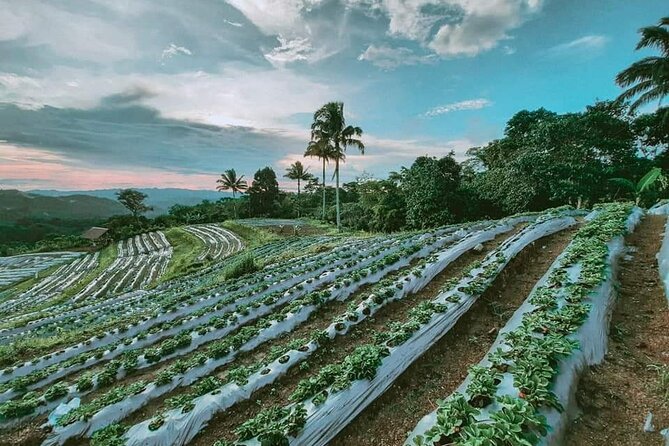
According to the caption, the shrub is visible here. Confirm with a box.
[224,254,259,280]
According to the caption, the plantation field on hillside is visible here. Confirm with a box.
[0,207,667,446]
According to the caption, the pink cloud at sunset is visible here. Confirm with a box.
[0,144,218,190]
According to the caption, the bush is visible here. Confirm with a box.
[224,254,259,280]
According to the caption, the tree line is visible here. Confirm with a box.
[209,16,669,232]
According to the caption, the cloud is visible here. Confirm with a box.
[0,1,138,63]
[0,143,218,190]
[224,19,244,27]
[264,36,314,66]
[161,43,193,62]
[0,66,337,128]
[546,34,609,55]
[357,45,436,69]
[225,0,324,36]
[347,0,542,58]
[424,99,493,117]
[0,97,482,190]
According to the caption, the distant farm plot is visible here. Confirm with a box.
[183,224,243,261]
[0,252,81,288]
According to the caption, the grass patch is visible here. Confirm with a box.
[223,254,259,280]
[159,227,206,283]
[222,221,278,247]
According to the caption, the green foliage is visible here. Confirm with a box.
[248,167,280,217]
[401,154,463,228]
[90,423,128,446]
[116,189,152,218]
[223,254,259,280]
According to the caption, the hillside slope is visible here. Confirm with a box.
[30,188,228,216]
[0,189,127,222]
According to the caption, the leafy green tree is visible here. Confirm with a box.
[616,16,669,121]
[400,154,462,229]
[116,189,152,220]
[310,102,364,231]
[248,167,280,217]
[471,103,642,213]
[284,161,313,217]
[216,169,248,219]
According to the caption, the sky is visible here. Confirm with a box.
[0,0,666,191]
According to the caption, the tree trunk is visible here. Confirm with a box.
[335,157,341,232]
[297,178,301,218]
[322,158,326,220]
[233,190,237,219]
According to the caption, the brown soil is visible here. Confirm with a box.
[188,225,532,446]
[329,224,579,446]
[566,214,669,446]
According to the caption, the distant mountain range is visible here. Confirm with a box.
[28,188,230,217]
[0,189,126,222]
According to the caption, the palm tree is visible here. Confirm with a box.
[216,169,248,219]
[284,161,312,217]
[304,131,336,220]
[616,16,669,119]
[310,102,364,231]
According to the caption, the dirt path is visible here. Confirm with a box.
[566,214,669,446]
[329,225,578,446]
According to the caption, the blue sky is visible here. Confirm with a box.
[0,0,665,190]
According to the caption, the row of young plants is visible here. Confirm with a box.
[70,231,173,303]
[0,234,326,330]
[0,235,384,373]
[0,232,171,325]
[200,214,575,446]
[0,237,430,427]
[0,251,82,289]
[0,235,336,338]
[115,220,519,446]
[39,232,463,444]
[0,232,440,406]
[405,203,638,446]
[0,234,413,400]
[0,232,332,336]
[0,252,101,317]
[183,225,244,261]
[0,243,332,343]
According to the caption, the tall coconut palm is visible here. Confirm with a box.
[310,102,364,231]
[304,131,336,220]
[284,161,312,217]
[216,169,248,219]
[616,16,669,118]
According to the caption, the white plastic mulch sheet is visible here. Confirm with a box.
[656,215,669,305]
[120,219,529,446]
[649,201,669,216]
[282,216,575,446]
[42,223,504,445]
[405,208,643,446]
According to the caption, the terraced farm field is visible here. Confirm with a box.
[1,205,667,446]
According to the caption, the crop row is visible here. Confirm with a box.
[200,213,575,446]
[0,230,430,396]
[0,235,334,336]
[118,219,524,446]
[405,203,639,446]
[71,232,173,303]
[0,253,99,316]
[37,227,466,443]
[0,252,82,288]
[183,225,244,261]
